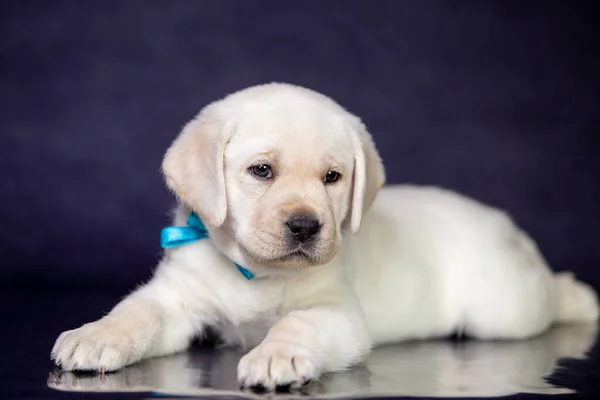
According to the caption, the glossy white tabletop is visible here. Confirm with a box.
[48,323,596,398]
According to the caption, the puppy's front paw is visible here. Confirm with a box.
[237,341,319,390]
[51,319,136,372]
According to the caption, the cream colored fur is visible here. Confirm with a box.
[51,83,599,390]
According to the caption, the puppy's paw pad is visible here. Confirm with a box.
[237,342,319,390]
[51,321,134,372]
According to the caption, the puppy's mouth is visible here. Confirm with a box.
[279,247,317,262]
[238,242,322,267]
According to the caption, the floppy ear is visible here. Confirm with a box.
[345,116,386,234]
[161,105,233,228]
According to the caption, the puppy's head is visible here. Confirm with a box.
[162,83,385,270]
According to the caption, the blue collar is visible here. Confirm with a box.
[160,212,255,280]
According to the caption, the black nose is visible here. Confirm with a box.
[285,215,321,243]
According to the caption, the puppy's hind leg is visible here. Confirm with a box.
[460,229,560,340]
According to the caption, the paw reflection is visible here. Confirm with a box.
[48,324,597,397]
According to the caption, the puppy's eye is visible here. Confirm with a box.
[324,171,340,184]
[249,164,273,179]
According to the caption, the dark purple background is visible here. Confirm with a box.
[1,0,599,292]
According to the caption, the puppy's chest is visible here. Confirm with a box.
[217,314,281,350]
[213,280,287,349]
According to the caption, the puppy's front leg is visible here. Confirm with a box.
[238,306,371,390]
[51,267,205,372]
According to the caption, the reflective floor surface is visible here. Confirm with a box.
[47,323,597,398]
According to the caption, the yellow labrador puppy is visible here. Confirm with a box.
[51,83,598,390]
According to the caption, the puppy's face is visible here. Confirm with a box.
[224,109,355,268]
[162,84,385,272]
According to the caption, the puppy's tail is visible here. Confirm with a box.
[554,272,600,323]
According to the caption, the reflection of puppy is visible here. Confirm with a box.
[51,83,599,391]
[48,324,597,397]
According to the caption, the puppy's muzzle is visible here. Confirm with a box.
[285,215,321,244]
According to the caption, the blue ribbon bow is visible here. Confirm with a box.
[160,212,255,280]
